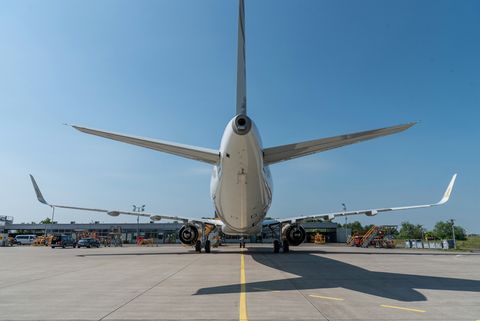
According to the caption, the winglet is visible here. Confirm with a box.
[437,173,457,205]
[29,174,49,205]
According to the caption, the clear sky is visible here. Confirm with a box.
[1,0,479,232]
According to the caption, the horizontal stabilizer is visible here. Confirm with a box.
[71,125,220,165]
[263,122,416,165]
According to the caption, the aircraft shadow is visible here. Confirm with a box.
[195,247,480,302]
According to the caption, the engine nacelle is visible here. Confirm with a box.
[282,223,306,246]
[178,224,200,246]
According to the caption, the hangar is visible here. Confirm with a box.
[2,218,350,244]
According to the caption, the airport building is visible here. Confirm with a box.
[2,218,350,244]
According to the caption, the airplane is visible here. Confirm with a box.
[30,0,457,254]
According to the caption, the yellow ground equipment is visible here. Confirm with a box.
[138,238,155,246]
[32,236,46,246]
[313,233,326,244]
[348,225,397,248]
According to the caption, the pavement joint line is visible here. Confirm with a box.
[0,262,109,290]
[309,294,344,301]
[98,254,202,321]
[260,252,330,320]
[380,304,426,313]
[239,248,248,321]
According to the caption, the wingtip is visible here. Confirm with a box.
[69,124,86,133]
[29,174,49,205]
[438,173,458,205]
[406,121,418,128]
[394,122,417,131]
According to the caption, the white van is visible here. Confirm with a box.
[15,235,37,245]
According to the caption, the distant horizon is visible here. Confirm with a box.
[4,215,475,235]
[1,1,478,233]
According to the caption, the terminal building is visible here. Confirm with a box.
[2,216,350,244]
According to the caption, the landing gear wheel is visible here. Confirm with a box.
[273,240,280,253]
[282,241,290,253]
[205,240,211,253]
[195,240,202,253]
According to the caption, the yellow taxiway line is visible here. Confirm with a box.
[239,250,248,321]
[309,294,344,301]
[380,304,426,313]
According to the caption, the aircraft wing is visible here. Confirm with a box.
[70,125,220,165]
[263,122,416,165]
[29,175,222,226]
[265,174,457,225]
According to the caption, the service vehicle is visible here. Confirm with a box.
[51,234,76,248]
[77,238,100,248]
[14,235,37,245]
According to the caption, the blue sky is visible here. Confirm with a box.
[1,0,479,232]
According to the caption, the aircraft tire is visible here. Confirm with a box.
[195,240,202,253]
[273,240,280,253]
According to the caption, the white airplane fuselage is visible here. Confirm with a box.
[210,115,273,235]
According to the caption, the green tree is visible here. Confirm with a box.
[454,226,467,241]
[345,221,363,234]
[398,221,424,239]
[433,220,466,240]
[40,218,53,224]
[363,224,375,233]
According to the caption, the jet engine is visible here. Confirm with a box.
[178,224,200,246]
[282,223,306,246]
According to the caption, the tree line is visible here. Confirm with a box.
[339,220,467,240]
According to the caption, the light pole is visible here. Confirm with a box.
[44,206,55,238]
[450,219,456,249]
[342,203,348,243]
[132,205,145,243]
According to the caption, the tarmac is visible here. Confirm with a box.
[0,244,479,321]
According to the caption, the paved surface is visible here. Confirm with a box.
[0,244,479,321]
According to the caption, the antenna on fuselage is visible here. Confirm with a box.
[236,0,247,116]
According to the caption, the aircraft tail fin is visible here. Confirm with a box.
[236,0,247,116]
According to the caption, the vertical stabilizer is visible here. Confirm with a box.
[236,0,247,115]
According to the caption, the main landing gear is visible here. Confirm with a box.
[194,224,214,253]
[270,224,290,254]
[273,240,289,253]
[195,239,211,253]
[273,240,280,253]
